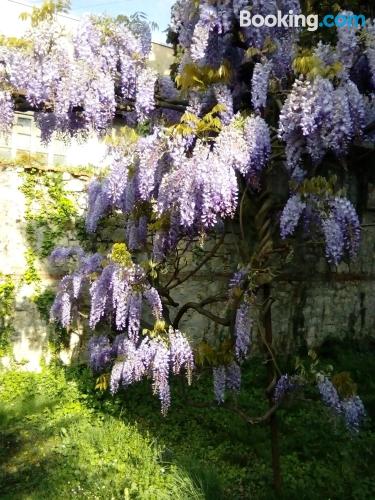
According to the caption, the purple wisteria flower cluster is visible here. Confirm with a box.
[0,15,154,141]
[234,298,252,362]
[213,361,241,404]
[317,375,366,432]
[279,72,366,173]
[251,61,273,111]
[89,327,194,415]
[273,374,297,403]
[50,245,163,342]
[0,90,13,135]
[280,194,361,265]
[37,0,375,421]
[228,267,248,297]
[171,0,301,76]
[212,293,252,404]
[83,112,271,264]
[366,21,375,88]
[50,249,104,328]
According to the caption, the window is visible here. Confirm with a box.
[16,116,32,136]
[53,154,66,166]
[0,147,11,160]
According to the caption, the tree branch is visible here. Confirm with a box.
[187,399,280,425]
[173,295,228,328]
[167,234,225,290]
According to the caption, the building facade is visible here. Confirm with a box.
[0,0,174,167]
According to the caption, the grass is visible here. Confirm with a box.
[0,339,374,499]
[0,368,203,499]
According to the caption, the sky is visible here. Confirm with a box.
[11,0,176,44]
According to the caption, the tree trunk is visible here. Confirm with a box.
[264,284,282,494]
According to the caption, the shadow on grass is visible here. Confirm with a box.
[0,396,90,499]
[64,346,375,500]
[0,377,209,500]
[65,363,271,500]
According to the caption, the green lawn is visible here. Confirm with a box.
[1,340,374,499]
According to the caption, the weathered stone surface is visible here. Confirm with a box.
[64,177,86,192]
[1,165,375,371]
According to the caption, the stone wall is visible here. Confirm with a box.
[0,165,89,370]
[273,211,375,352]
[1,164,375,371]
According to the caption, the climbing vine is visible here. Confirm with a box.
[0,274,15,356]
[0,155,97,356]
[21,169,80,259]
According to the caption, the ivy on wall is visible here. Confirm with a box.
[21,169,79,260]
[19,163,90,350]
[0,155,97,356]
[0,274,15,356]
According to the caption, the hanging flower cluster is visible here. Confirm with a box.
[171,0,301,79]
[41,1,375,416]
[213,361,241,403]
[317,375,366,432]
[0,14,155,141]
[88,328,194,415]
[273,374,298,403]
[84,112,271,267]
[280,194,361,265]
[279,77,365,173]
[0,90,14,135]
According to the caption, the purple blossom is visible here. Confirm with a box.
[72,272,83,299]
[366,22,375,87]
[273,374,296,403]
[228,268,247,293]
[341,395,366,432]
[158,75,180,101]
[143,287,163,320]
[1,15,154,140]
[318,375,366,431]
[111,267,132,331]
[107,157,130,205]
[158,136,238,229]
[190,3,220,63]
[127,292,142,342]
[135,67,157,121]
[270,34,296,78]
[330,197,361,258]
[278,77,335,168]
[234,299,252,361]
[137,130,163,201]
[0,90,14,135]
[226,362,241,393]
[50,289,72,329]
[251,61,272,111]
[86,180,110,233]
[89,264,116,330]
[322,87,353,154]
[342,79,365,136]
[213,366,226,404]
[242,116,271,185]
[49,246,84,266]
[110,361,124,394]
[88,335,112,373]
[321,216,345,265]
[336,11,359,69]
[213,84,234,125]
[80,253,103,274]
[151,340,171,415]
[317,376,341,413]
[168,327,194,384]
[280,195,306,239]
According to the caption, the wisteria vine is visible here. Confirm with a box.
[6,1,373,424]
